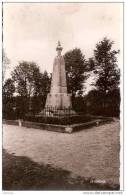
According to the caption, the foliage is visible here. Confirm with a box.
[86,57,95,71]
[3,79,16,119]
[34,70,51,96]
[11,61,41,98]
[72,96,86,113]
[3,49,10,82]
[11,62,51,115]
[3,78,15,98]
[64,48,88,97]
[92,37,120,93]
[25,114,92,125]
[86,37,120,116]
[84,88,120,117]
[2,96,16,120]
[3,38,120,119]
[30,70,51,113]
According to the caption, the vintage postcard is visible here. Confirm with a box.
[1,1,124,194]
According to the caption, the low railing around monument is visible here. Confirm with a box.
[41,106,75,117]
[25,106,93,125]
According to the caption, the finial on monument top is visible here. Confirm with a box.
[56,41,63,51]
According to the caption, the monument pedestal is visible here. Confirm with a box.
[46,93,72,108]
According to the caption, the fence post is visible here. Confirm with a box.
[18,119,22,127]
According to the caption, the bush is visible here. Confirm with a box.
[25,114,93,125]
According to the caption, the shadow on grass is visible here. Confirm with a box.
[2,149,118,191]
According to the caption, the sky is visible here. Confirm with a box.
[3,2,123,91]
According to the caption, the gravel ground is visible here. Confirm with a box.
[3,149,114,190]
[3,121,120,184]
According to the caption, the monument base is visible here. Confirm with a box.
[45,93,72,108]
[37,92,76,117]
[38,107,76,117]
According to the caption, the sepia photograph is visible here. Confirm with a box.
[2,2,123,192]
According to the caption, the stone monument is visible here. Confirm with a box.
[42,41,75,115]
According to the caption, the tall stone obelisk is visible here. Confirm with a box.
[45,41,72,110]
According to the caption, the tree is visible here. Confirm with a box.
[3,78,15,98]
[11,61,51,115]
[64,48,88,98]
[34,70,51,97]
[90,37,120,115]
[3,78,15,119]
[33,70,51,111]
[11,61,42,115]
[86,57,95,71]
[3,49,10,83]
[11,61,41,98]
[93,37,120,93]
[84,89,106,115]
[84,88,120,117]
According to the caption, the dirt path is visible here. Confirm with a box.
[3,121,120,184]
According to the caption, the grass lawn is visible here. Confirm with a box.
[2,149,118,191]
